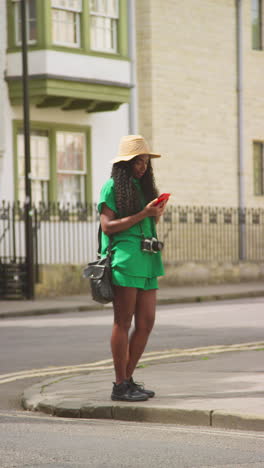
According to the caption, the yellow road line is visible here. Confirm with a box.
[0,341,263,385]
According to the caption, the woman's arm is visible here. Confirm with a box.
[100,199,165,236]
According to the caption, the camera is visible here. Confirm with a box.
[141,237,164,253]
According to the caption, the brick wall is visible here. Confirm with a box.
[136,0,264,208]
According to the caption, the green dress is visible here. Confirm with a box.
[97,178,164,290]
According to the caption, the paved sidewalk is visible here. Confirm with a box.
[1,281,264,318]
[22,348,264,432]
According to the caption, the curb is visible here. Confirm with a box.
[2,289,264,319]
[22,382,264,433]
[0,304,104,319]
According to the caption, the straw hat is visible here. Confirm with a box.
[111,135,161,164]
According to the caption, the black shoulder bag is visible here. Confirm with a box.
[83,226,114,304]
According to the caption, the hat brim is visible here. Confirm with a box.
[111,152,161,164]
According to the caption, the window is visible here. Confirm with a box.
[253,142,264,195]
[16,126,89,204]
[56,132,86,203]
[51,0,82,47]
[90,0,119,53]
[252,0,262,50]
[17,130,50,204]
[13,0,37,45]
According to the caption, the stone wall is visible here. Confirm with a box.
[35,265,90,298]
[35,262,264,297]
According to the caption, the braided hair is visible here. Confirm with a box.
[111,157,159,217]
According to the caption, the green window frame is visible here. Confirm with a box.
[13,121,92,204]
[7,0,129,59]
[252,0,262,50]
[253,142,264,196]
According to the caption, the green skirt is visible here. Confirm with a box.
[112,270,158,290]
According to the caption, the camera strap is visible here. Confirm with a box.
[139,217,157,239]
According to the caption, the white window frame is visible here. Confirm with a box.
[51,0,82,48]
[13,0,37,46]
[90,0,119,53]
[56,131,87,204]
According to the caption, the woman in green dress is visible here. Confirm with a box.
[98,135,167,402]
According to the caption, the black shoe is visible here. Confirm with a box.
[111,380,149,401]
[129,377,155,398]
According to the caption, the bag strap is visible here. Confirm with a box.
[97,223,112,257]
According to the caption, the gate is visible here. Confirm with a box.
[0,202,34,299]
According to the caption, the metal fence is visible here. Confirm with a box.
[1,202,264,266]
[156,206,264,263]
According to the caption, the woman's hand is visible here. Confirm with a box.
[144,198,168,218]
[101,198,168,235]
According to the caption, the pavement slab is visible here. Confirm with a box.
[1,281,264,318]
[22,350,264,432]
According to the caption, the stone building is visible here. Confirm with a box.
[136,0,264,208]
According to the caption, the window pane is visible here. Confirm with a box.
[28,0,36,19]
[57,132,85,171]
[106,0,118,17]
[29,19,37,41]
[91,16,116,51]
[32,180,48,205]
[52,9,79,45]
[18,176,48,204]
[15,0,37,44]
[18,178,25,203]
[51,0,82,11]
[90,0,118,16]
[253,142,263,195]
[31,136,50,179]
[252,0,262,49]
[57,174,84,203]
[17,131,49,203]
[91,0,105,14]
[90,0,98,11]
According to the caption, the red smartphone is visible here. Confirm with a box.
[154,193,171,206]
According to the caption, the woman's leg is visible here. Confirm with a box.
[111,285,137,384]
[126,289,157,379]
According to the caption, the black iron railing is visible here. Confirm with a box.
[1,202,264,266]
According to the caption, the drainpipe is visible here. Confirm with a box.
[236,0,246,260]
[128,0,138,134]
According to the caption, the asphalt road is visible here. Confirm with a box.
[1,411,264,468]
[0,298,264,467]
[1,297,264,412]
